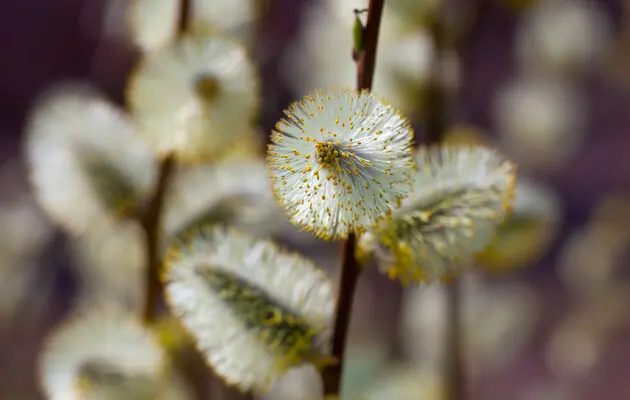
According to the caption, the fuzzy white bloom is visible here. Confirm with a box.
[128,0,259,52]
[127,33,260,161]
[515,0,610,75]
[163,226,335,393]
[479,178,561,271]
[267,87,415,240]
[359,145,515,283]
[25,82,157,235]
[39,304,166,400]
[282,0,434,117]
[164,160,284,242]
[494,75,586,172]
[127,0,178,52]
[70,221,146,312]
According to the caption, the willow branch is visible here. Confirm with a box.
[436,2,494,396]
[140,0,190,325]
[355,0,385,91]
[322,234,360,395]
[141,155,175,323]
[321,0,386,395]
[445,277,465,400]
[424,2,470,399]
[177,0,192,35]
[425,11,448,146]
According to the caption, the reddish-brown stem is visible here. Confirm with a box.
[355,0,385,91]
[321,0,386,396]
[321,234,360,395]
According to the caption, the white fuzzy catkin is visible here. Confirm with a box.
[359,145,516,283]
[267,87,415,240]
[163,226,335,393]
[127,33,260,161]
[39,304,166,400]
[25,82,157,235]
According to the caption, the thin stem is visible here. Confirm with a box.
[425,15,448,146]
[445,278,465,400]
[424,1,471,399]
[356,0,385,91]
[387,3,452,363]
[177,0,192,34]
[321,0,386,395]
[141,155,176,323]
[322,234,360,395]
[140,0,190,324]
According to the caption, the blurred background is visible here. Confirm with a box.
[1,0,630,399]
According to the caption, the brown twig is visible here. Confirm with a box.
[321,234,360,395]
[445,277,465,400]
[436,2,492,397]
[140,0,190,325]
[424,9,449,146]
[321,0,386,396]
[177,0,192,35]
[141,154,175,323]
[355,0,385,91]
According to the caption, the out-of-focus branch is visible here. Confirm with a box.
[141,155,175,323]
[140,0,190,325]
[424,2,491,400]
[138,2,216,400]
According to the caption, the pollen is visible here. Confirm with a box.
[315,140,351,168]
